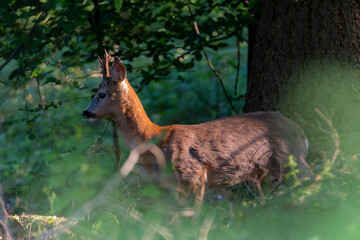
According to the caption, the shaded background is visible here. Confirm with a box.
[1,0,360,239]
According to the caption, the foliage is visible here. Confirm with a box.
[0,0,251,238]
[1,0,360,239]
[6,152,360,239]
[0,0,253,87]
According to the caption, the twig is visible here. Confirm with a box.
[24,86,30,125]
[39,53,56,72]
[0,46,22,71]
[175,47,198,60]
[293,112,331,135]
[193,21,239,114]
[198,214,214,240]
[142,223,174,240]
[8,214,66,227]
[174,31,236,61]
[234,37,241,96]
[36,78,53,127]
[314,108,340,167]
[32,54,68,137]
[0,184,13,240]
[54,49,71,83]
[0,219,12,240]
[209,31,237,43]
[120,143,166,177]
[29,53,69,138]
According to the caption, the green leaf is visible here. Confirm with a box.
[195,52,202,61]
[28,132,36,140]
[73,81,80,88]
[43,77,57,85]
[114,0,123,10]
[108,212,120,225]
[63,23,74,33]
[48,218,54,224]
[31,68,42,77]
[217,42,229,48]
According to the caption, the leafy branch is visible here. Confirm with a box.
[0,11,46,71]
[193,21,239,114]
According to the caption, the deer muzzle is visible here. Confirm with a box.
[82,110,96,119]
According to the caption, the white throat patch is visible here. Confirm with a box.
[121,80,128,93]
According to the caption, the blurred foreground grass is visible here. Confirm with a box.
[5,149,360,240]
[4,133,360,239]
[2,50,360,239]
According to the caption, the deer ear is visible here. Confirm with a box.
[110,57,126,82]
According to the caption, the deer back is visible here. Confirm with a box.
[160,111,309,187]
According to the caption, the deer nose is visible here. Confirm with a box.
[83,110,96,119]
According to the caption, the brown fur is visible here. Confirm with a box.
[83,53,310,203]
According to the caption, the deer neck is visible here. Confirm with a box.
[113,79,161,149]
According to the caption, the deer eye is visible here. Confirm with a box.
[99,93,106,99]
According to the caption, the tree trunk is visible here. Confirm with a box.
[244,0,360,154]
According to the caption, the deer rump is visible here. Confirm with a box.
[160,111,309,190]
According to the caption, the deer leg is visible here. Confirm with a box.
[252,172,265,196]
[175,181,190,205]
[258,169,269,183]
[271,160,284,189]
[256,169,269,194]
[196,169,207,203]
[247,170,268,204]
[193,169,207,216]
[257,170,269,204]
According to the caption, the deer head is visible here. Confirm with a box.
[82,50,127,120]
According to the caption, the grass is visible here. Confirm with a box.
[4,146,360,240]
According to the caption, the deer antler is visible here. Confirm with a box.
[97,56,103,66]
[102,50,111,79]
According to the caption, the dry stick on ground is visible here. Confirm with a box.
[314,108,340,167]
[0,202,12,240]
[193,21,239,114]
[141,223,174,240]
[198,214,215,240]
[9,214,67,239]
[0,184,13,240]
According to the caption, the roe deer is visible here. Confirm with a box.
[83,51,310,203]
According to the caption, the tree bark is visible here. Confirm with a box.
[244,0,360,154]
[244,0,360,112]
